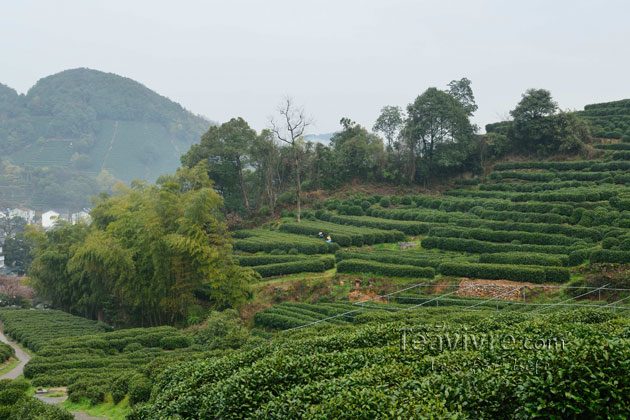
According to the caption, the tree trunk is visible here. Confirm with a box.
[236,158,251,215]
[295,149,301,223]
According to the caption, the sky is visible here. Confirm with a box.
[1,0,629,134]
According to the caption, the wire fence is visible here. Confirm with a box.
[281,282,630,332]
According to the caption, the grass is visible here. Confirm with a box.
[46,391,65,397]
[62,395,131,420]
[0,358,19,376]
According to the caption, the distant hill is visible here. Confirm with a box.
[0,68,211,210]
[304,133,334,144]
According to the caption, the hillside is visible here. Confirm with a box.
[576,99,630,139]
[487,98,630,139]
[0,68,210,210]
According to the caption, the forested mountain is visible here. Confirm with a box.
[0,68,210,210]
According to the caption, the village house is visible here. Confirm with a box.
[42,210,61,229]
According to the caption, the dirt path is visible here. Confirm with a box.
[0,330,30,379]
[0,330,107,420]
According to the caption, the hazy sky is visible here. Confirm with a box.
[2,0,629,134]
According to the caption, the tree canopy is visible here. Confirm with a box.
[28,166,256,326]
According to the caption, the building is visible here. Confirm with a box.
[42,210,61,229]
[70,210,92,225]
[9,208,36,224]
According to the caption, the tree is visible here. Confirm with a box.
[330,118,386,183]
[508,89,586,155]
[3,231,35,270]
[0,211,27,238]
[405,87,474,184]
[28,166,256,327]
[270,98,311,223]
[447,78,478,117]
[181,118,257,216]
[250,130,282,215]
[373,106,404,150]
[510,89,557,121]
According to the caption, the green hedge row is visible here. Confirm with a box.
[367,207,459,223]
[0,343,14,364]
[335,250,466,269]
[428,226,579,246]
[0,309,112,352]
[422,236,571,255]
[336,259,435,279]
[233,230,340,254]
[479,252,566,267]
[251,257,335,278]
[511,188,623,203]
[480,180,595,193]
[318,213,430,235]
[595,143,630,150]
[454,218,602,241]
[490,170,616,182]
[236,255,306,266]
[473,208,567,224]
[412,195,575,216]
[279,219,404,247]
[590,161,630,171]
[438,262,569,283]
[135,307,630,420]
[254,302,357,330]
[493,161,596,171]
[589,250,630,264]
[567,247,601,266]
[612,151,630,160]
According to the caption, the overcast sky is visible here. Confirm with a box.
[2,0,629,134]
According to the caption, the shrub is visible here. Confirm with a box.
[336,259,435,278]
[0,389,23,406]
[128,374,152,405]
[379,197,391,207]
[251,257,335,278]
[236,255,306,266]
[0,309,111,352]
[437,262,566,283]
[233,230,339,254]
[319,213,430,235]
[159,335,191,350]
[335,250,462,269]
[110,373,133,404]
[589,250,630,264]
[474,209,567,224]
[602,237,620,250]
[479,253,565,267]
[428,226,578,246]
[279,219,403,247]
[421,236,570,255]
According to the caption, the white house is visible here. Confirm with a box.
[70,210,91,225]
[9,208,36,224]
[42,210,61,229]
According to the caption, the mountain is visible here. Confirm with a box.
[0,68,211,210]
[304,132,334,144]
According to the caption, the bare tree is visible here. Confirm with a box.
[270,98,311,222]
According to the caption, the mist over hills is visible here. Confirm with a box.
[0,68,210,210]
